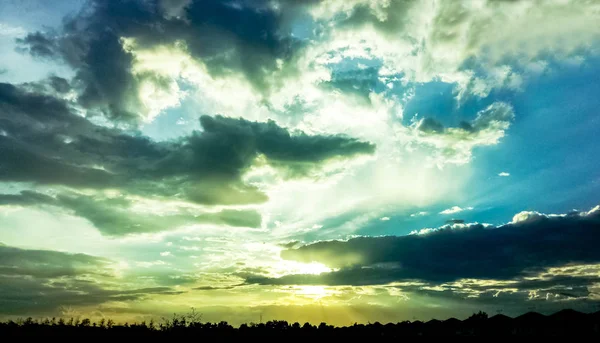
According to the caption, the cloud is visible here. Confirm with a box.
[0,243,184,315]
[410,102,515,166]
[379,269,600,308]
[417,118,445,134]
[380,217,390,221]
[2,0,599,321]
[196,114,375,177]
[194,284,243,291]
[0,275,182,315]
[410,211,429,217]
[0,23,26,37]
[445,219,465,224]
[15,0,305,123]
[16,31,58,58]
[321,66,382,100]
[247,205,600,286]
[0,190,260,237]
[499,172,510,177]
[0,83,374,209]
[0,243,113,278]
[4,0,545,242]
[439,206,473,215]
[306,0,600,98]
[159,0,192,19]
[57,193,264,235]
[0,191,56,207]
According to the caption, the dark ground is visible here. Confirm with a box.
[2,309,600,337]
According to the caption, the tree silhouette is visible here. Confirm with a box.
[1,309,599,337]
[468,311,489,321]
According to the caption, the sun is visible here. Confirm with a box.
[293,286,333,300]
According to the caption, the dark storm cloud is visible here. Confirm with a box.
[0,191,56,207]
[0,190,263,236]
[247,207,600,286]
[0,83,373,234]
[0,243,184,314]
[417,117,445,133]
[0,82,138,188]
[0,83,373,204]
[47,76,71,93]
[196,115,375,176]
[16,0,305,122]
[0,276,184,315]
[58,193,263,235]
[417,102,514,136]
[16,31,58,58]
[0,243,112,278]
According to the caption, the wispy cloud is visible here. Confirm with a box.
[439,206,474,215]
[499,172,510,177]
[0,23,26,37]
[410,211,429,217]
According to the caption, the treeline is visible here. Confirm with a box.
[2,309,600,336]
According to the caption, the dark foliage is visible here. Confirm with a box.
[1,309,600,337]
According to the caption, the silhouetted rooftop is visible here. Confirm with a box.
[515,311,546,322]
[444,317,461,325]
[489,314,512,322]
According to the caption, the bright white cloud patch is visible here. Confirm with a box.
[499,172,510,177]
[439,206,474,215]
[308,0,600,99]
[406,102,515,167]
[0,23,26,37]
[410,211,429,217]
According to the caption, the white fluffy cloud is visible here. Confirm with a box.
[7,0,593,248]
[307,0,600,98]
[0,23,26,37]
[440,206,474,215]
[410,211,429,217]
[404,102,515,167]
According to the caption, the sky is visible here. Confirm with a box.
[1,0,600,325]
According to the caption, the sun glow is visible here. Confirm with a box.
[275,260,334,276]
[292,286,335,301]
